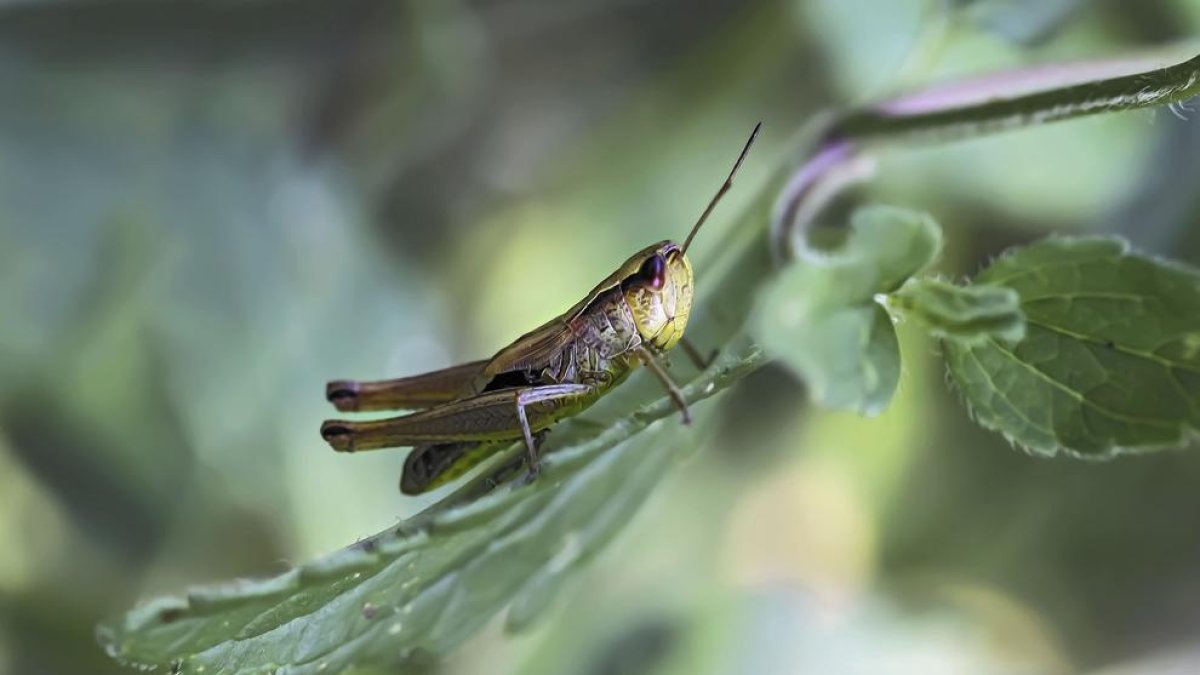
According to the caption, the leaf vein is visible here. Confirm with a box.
[963,345,1056,439]
[1020,291,1154,304]
[986,335,1180,429]
[1024,317,1200,375]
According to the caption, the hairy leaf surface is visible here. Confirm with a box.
[889,277,1026,344]
[945,237,1200,456]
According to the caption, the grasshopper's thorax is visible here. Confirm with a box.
[620,241,693,352]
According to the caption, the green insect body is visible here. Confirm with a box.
[320,125,759,494]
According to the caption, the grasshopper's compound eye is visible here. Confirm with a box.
[639,254,666,290]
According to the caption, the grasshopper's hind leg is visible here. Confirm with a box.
[513,387,582,484]
[516,429,551,486]
[323,383,594,490]
[322,383,593,451]
[326,359,489,412]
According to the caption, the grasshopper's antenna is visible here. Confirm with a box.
[682,121,762,254]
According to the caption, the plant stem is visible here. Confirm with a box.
[773,50,1200,258]
[835,52,1200,142]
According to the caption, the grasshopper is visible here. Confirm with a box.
[321,124,761,494]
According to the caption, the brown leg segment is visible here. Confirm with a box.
[679,337,717,371]
[635,345,691,425]
[325,359,489,412]
[321,383,592,452]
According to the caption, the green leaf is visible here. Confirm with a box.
[849,206,944,293]
[764,301,900,416]
[97,46,1200,674]
[96,347,765,675]
[945,236,1200,457]
[753,205,941,415]
[92,106,794,675]
[888,277,1026,344]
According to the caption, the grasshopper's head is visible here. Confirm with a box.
[620,240,693,351]
[616,122,761,353]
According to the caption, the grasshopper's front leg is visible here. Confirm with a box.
[635,345,691,425]
[321,383,595,481]
[679,337,717,372]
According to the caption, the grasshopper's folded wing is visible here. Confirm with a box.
[479,273,632,377]
[483,318,578,376]
[326,359,489,412]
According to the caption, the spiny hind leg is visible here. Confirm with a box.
[321,382,591,453]
[517,429,551,486]
[514,384,587,484]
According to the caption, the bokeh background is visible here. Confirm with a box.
[2,1,1200,673]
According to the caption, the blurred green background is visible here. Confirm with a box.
[2,1,1200,673]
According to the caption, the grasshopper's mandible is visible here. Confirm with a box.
[321,124,762,494]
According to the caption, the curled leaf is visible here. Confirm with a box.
[888,276,1026,344]
[753,205,941,415]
